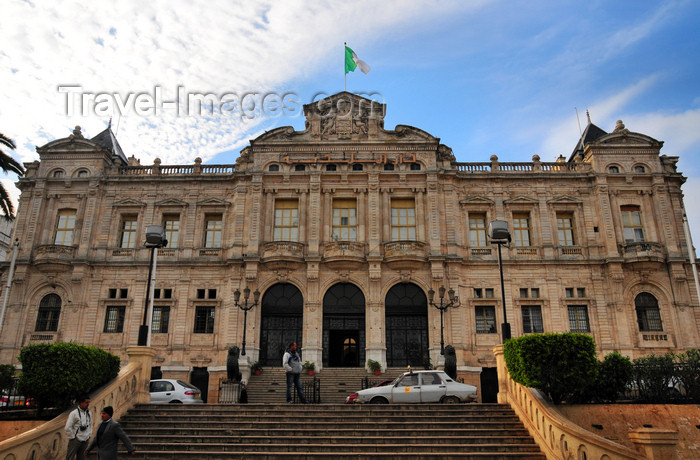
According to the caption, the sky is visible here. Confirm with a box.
[2,0,700,249]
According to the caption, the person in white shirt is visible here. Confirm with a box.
[64,396,92,460]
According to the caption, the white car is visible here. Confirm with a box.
[355,370,478,404]
[149,379,203,404]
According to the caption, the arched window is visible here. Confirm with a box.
[268,164,280,172]
[608,166,620,174]
[634,165,646,173]
[52,170,64,178]
[635,292,662,331]
[35,294,62,332]
[77,170,88,178]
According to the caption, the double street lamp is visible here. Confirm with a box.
[428,286,460,355]
[488,220,512,342]
[138,225,167,347]
[234,287,260,356]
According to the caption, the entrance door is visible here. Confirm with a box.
[385,283,429,367]
[259,283,304,366]
[323,283,365,367]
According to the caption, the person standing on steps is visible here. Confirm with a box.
[65,396,92,460]
[282,342,307,403]
[84,406,136,458]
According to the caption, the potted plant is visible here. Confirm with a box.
[367,359,382,376]
[302,361,315,376]
[251,361,263,375]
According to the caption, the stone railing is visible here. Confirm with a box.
[0,347,154,460]
[493,345,657,459]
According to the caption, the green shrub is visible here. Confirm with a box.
[676,349,700,403]
[595,351,633,402]
[18,342,120,411]
[503,333,598,404]
[631,353,676,403]
[0,364,15,392]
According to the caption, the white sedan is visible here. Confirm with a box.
[355,370,478,404]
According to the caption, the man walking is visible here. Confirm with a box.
[64,396,92,460]
[84,406,136,458]
[282,342,307,403]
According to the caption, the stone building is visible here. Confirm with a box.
[0,92,698,399]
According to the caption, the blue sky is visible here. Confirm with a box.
[2,0,700,246]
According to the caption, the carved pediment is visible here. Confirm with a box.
[155,198,189,207]
[459,196,494,206]
[114,198,146,207]
[196,198,230,207]
[547,195,582,205]
[503,195,538,205]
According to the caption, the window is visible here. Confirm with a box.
[608,166,620,174]
[530,288,540,299]
[521,305,543,333]
[485,288,494,298]
[519,288,529,298]
[194,306,215,333]
[163,215,180,248]
[119,216,137,249]
[54,210,76,246]
[475,306,496,334]
[384,163,394,171]
[152,306,170,333]
[512,213,531,247]
[268,164,279,172]
[326,164,337,171]
[103,306,125,333]
[77,170,88,178]
[474,288,482,298]
[154,288,172,299]
[576,288,586,298]
[294,164,305,172]
[273,200,299,242]
[352,164,363,171]
[634,165,646,173]
[35,294,61,332]
[621,206,644,243]
[391,199,416,241]
[204,214,223,248]
[565,288,574,298]
[557,213,575,246]
[568,305,590,333]
[332,199,357,241]
[469,213,487,247]
[196,289,217,300]
[52,170,64,178]
[410,163,421,171]
[636,292,663,331]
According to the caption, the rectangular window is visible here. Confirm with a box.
[119,216,137,249]
[557,213,575,246]
[565,288,574,298]
[519,288,529,298]
[54,210,76,246]
[512,213,531,247]
[194,306,215,334]
[332,199,357,241]
[469,213,487,247]
[522,305,544,333]
[475,306,497,334]
[163,215,180,248]
[577,288,586,298]
[204,214,223,248]
[273,200,299,242]
[35,307,60,332]
[391,199,416,241]
[103,306,125,333]
[568,305,590,333]
[530,288,540,299]
[621,206,645,243]
[637,307,663,331]
[152,306,170,334]
[485,288,494,298]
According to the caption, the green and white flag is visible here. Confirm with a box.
[345,45,370,74]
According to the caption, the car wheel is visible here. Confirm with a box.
[441,396,460,404]
[370,397,389,404]
[169,400,183,404]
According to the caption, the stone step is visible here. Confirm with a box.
[123,427,532,438]
[122,451,546,459]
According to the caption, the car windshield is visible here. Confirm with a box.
[177,380,198,390]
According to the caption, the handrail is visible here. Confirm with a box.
[0,346,154,460]
[493,345,642,459]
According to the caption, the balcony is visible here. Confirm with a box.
[383,240,428,269]
[323,241,367,269]
[619,242,666,268]
[261,241,306,269]
[33,244,75,273]
[558,246,586,259]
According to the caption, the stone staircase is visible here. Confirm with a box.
[119,403,546,459]
[245,367,404,404]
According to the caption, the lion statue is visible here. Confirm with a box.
[444,345,457,380]
[227,346,242,382]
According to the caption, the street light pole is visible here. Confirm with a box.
[137,226,167,347]
[428,285,460,355]
[489,220,512,342]
[234,287,260,356]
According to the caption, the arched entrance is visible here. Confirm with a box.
[385,283,429,367]
[259,283,303,366]
[323,283,365,367]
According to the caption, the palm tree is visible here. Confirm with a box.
[0,133,25,220]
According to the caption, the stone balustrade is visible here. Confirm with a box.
[0,346,154,460]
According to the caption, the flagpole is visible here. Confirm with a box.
[344,42,347,91]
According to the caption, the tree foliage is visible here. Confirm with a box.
[17,342,120,411]
[0,133,25,220]
[0,364,16,393]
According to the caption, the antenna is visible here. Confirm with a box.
[575,107,582,136]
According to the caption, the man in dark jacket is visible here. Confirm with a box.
[84,406,135,458]
[282,342,307,403]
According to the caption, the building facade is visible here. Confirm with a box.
[1,92,698,396]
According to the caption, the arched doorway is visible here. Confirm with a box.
[323,283,365,367]
[259,283,303,366]
[385,283,429,367]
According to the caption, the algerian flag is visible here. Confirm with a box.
[345,45,370,74]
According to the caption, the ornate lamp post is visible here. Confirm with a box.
[488,220,512,342]
[138,225,167,347]
[428,285,461,355]
[234,287,260,356]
